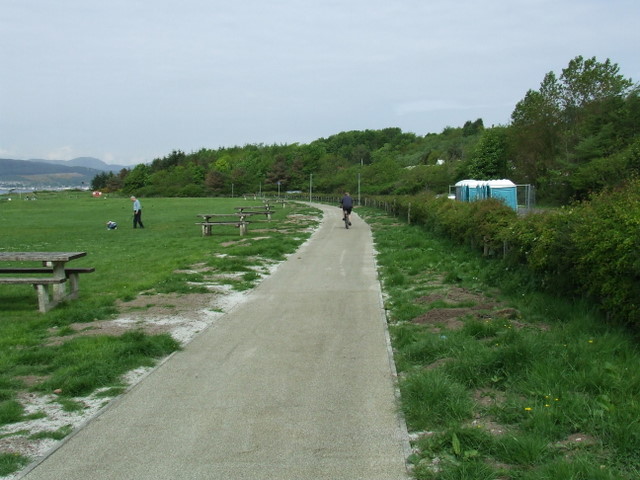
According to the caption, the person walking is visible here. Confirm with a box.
[131,196,144,229]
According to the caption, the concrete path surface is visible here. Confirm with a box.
[21,204,410,480]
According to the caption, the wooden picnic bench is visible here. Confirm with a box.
[0,252,94,313]
[234,204,271,212]
[196,214,250,236]
[233,206,275,220]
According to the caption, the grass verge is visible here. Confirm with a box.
[360,207,640,480]
[0,193,319,475]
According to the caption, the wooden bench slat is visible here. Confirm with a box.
[1,252,93,313]
[0,267,95,275]
[195,222,249,226]
[195,220,249,237]
[0,277,67,284]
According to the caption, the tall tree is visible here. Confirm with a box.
[510,56,636,194]
[467,127,510,179]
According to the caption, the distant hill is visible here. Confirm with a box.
[0,158,111,189]
[25,157,128,172]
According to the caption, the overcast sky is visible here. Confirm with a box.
[1,0,638,166]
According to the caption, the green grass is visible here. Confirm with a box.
[0,192,318,475]
[0,452,30,476]
[360,207,640,480]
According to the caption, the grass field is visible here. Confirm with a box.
[0,192,319,475]
[360,207,640,480]
[3,194,639,479]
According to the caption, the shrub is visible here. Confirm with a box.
[381,177,640,326]
[570,179,640,324]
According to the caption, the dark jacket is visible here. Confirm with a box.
[340,195,353,209]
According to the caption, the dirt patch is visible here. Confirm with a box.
[411,310,467,330]
[409,285,528,332]
[0,266,269,476]
[411,304,500,330]
[473,388,507,408]
[15,376,49,388]
[415,286,491,306]
[425,357,452,370]
[469,418,509,436]
[45,292,225,347]
[556,433,599,448]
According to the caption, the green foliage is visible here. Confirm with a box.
[570,179,640,324]
[400,369,474,430]
[388,178,640,326]
[0,194,318,477]
[102,123,489,199]
[85,56,638,205]
[0,452,30,476]
[29,425,73,440]
[467,127,510,179]
[122,163,150,195]
[571,137,640,199]
[29,331,180,397]
[365,209,640,479]
[0,401,23,426]
[510,55,638,202]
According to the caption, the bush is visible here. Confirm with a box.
[570,179,640,324]
[380,178,640,326]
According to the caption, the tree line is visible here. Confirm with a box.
[92,56,639,206]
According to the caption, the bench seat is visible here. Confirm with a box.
[0,277,67,285]
[195,221,249,237]
[0,277,67,313]
[0,267,95,275]
[0,267,94,312]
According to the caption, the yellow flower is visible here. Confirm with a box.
[524,407,533,411]
[588,339,594,343]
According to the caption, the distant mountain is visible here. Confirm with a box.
[0,158,107,189]
[26,157,128,173]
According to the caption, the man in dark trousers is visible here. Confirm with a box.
[340,192,353,226]
[131,196,144,228]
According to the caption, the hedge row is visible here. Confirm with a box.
[382,179,640,327]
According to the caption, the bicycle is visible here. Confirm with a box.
[343,209,352,229]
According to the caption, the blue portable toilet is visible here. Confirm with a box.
[454,180,484,202]
[486,179,517,210]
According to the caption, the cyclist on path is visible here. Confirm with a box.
[340,192,353,226]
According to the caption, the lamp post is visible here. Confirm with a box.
[309,173,313,202]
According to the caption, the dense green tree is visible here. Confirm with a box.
[93,56,638,206]
[204,169,228,195]
[91,171,112,190]
[466,127,510,179]
[122,164,150,195]
[462,118,484,137]
[510,56,637,201]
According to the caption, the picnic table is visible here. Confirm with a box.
[196,213,250,236]
[234,204,271,211]
[0,252,94,313]
[233,205,275,220]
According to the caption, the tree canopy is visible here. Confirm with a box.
[94,56,638,205]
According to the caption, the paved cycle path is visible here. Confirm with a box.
[22,204,410,480]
